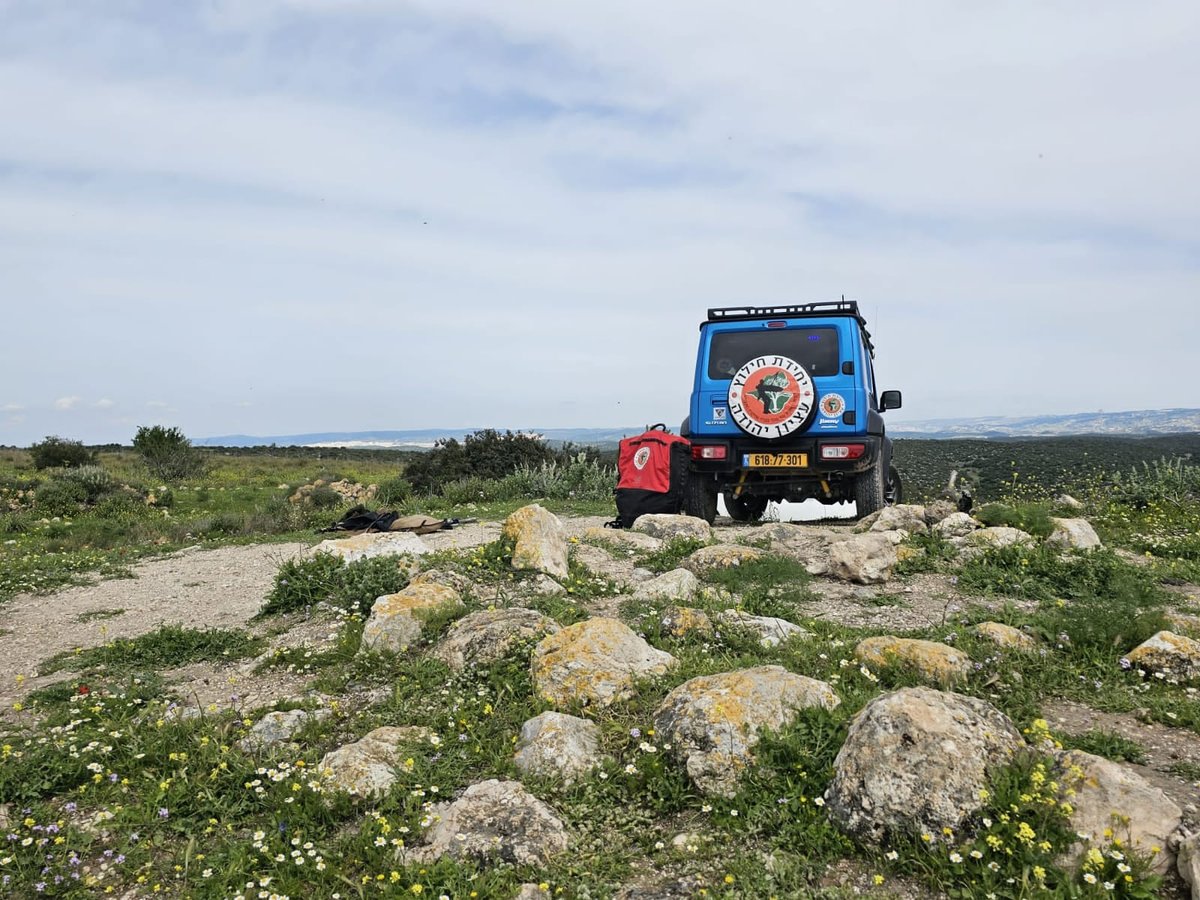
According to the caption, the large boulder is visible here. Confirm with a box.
[826,533,899,585]
[404,779,569,866]
[1125,631,1200,682]
[716,610,811,647]
[237,708,331,751]
[632,514,713,542]
[1047,517,1103,551]
[631,568,701,604]
[503,504,569,579]
[826,687,1024,843]
[360,583,464,654]
[1057,750,1182,875]
[318,726,430,798]
[532,617,676,708]
[313,532,429,563]
[683,543,764,577]
[933,512,980,539]
[433,608,560,672]
[654,666,839,797]
[865,504,929,536]
[513,712,605,783]
[854,636,972,685]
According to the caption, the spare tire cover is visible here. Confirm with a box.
[727,355,817,439]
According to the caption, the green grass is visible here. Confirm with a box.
[37,624,264,677]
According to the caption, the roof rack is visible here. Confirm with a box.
[705,300,874,355]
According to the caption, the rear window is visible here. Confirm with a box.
[707,327,841,379]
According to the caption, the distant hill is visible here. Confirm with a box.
[197,409,1200,448]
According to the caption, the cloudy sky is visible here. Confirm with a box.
[2,1,1198,445]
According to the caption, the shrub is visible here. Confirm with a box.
[259,553,411,617]
[33,479,88,515]
[974,501,1055,539]
[375,475,412,506]
[30,435,94,470]
[132,425,207,481]
[1109,456,1200,508]
[55,465,116,503]
[404,429,554,494]
[93,491,149,522]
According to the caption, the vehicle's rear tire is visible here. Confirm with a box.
[683,474,718,523]
[853,458,886,519]
[725,493,769,522]
[885,465,903,506]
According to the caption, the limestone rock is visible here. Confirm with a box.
[410,568,474,595]
[973,622,1037,651]
[826,532,898,584]
[660,606,714,638]
[1056,494,1085,512]
[1047,517,1103,551]
[532,617,676,708]
[513,712,605,783]
[761,527,841,575]
[866,504,929,536]
[683,543,764,577]
[854,636,972,685]
[237,708,331,751]
[631,514,713,542]
[631,568,700,604]
[1178,830,1200,896]
[827,687,1024,843]
[933,512,980,539]
[314,531,429,564]
[655,666,839,797]
[1126,631,1200,682]
[716,610,811,647]
[1057,749,1182,875]
[503,504,569,579]
[361,583,464,654]
[515,885,552,900]
[1165,611,1200,637]
[584,527,663,552]
[404,779,569,866]
[433,608,560,672]
[966,526,1035,550]
[319,726,430,798]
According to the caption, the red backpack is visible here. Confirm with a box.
[612,425,691,528]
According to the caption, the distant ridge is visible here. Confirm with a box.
[197,409,1200,448]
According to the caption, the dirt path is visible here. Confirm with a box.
[0,541,310,710]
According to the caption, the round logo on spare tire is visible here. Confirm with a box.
[728,356,815,439]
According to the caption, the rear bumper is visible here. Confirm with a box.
[687,434,887,478]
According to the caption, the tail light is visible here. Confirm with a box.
[692,445,727,460]
[820,443,866,460]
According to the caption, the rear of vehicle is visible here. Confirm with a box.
[682,302,901,522]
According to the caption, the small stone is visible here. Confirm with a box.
[683,543,764,576]
[513,712,605,783]
[716,610,811,647]
[237,708,331,751]
[631,514,713,541]
[854,636,972,685]
[973,622,1037,650]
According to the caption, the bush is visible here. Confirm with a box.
[259,553,410,617]
[1109,456,1200,508]
[132,425,207,481]
[30,435,94,470]
[92,491,149,522]
[404,429,554,494]
[34,479,88,515]
[375,475,412,506]
[55,465,116,503]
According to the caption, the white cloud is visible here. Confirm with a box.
[1,403,23,412]
[54,396,81,410]
[94,398,115,409]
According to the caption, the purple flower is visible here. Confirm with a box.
[63,802,77,813]
[157,808,169,819]
[35,882,46,892]
[115,855,125,864]
[629,728,641,739]
[1119,657,1132,670]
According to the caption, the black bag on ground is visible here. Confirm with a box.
[611,425,691,528]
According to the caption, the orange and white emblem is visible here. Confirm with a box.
[727,356,814,439]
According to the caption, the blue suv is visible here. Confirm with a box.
[681,301,902,522]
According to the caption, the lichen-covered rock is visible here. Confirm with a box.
[716,610,811,647]
[237,708,331,751]
[502,504,569,579]
[683,543,763,576]
[513,712,605,783]
[314,531,429,563]
[361,583,464,654]
[631,568,700,604]
[865,504,929,535]
[966,526,1035,550]
[584,527,663,552]
[854,637,972,685]
[826,533,898,584]
[1056,750,1182,875]
[973,622,1037,651]
[319,726,431,798]
[532,617,676,708]
[1165,610,1200,637]
[933,512,980,538]
[660,606,714,638]
[433,608,560,672]
[1125,631,1200,682]
[404,779,569,866]
[409,568,475,595]
[631,514,713,541]
[654,666,839,797]
[1047,517,1103,551]
[826,687,1024,843]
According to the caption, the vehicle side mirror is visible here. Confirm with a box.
[880,390,902,411]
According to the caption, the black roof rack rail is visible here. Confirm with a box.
[704,300,874,355]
